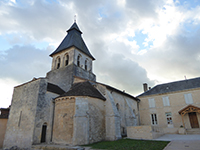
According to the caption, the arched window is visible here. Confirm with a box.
[56,57,60,69]
[85,60,87,70]
[65,54,69,66]
[116,103,119,111]
[41,123,47,143]
[77,55,81,67]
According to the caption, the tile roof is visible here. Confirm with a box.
[47,83,65,95]
[0,108,10,119]
[50,22,95,60]
[138,77,200,97]
[58,81,106,100]
[99,83,140,102]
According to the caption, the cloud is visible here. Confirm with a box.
[0,45,52,82]
[1,0,200,107]
[91,40,154,96]
[136,21,200,83]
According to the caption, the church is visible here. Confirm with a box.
[3,22,140,149]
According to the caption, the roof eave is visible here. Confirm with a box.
[50,45,95,60]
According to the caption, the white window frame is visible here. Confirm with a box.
[162,96,170,106]
[165,112,173,125]
[148,98,155,108]
[184,93,193,104]
[151,113,158,125]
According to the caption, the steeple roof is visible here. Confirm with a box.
[50,22,95,60]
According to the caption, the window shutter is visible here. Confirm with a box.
[162,96,170,106]
[148,98,155,108]
[184,93,193,104]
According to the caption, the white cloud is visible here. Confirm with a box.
[0,78,19,108]
[0,0,200,107]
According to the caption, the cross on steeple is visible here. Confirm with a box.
[74,15,76,23]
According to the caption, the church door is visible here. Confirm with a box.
[189,112,199,128]
[41,124,47,143]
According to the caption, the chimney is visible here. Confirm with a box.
[143,83,148,92]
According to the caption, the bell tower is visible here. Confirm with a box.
[46,22,96,92]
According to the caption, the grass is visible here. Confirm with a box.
[84,139,170,150]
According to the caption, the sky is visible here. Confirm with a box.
[1,0,200,108]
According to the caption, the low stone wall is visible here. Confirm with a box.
[163,127,178,134]
[127,126,163,140]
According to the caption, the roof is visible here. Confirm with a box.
[72,76,139,102]
[99,82,140,102]
[0,108,10,119]
[58,81,106,100]
[47,83,65,95]
[138,77,200,97]
[178,104,200,115]
[50,22,95,60]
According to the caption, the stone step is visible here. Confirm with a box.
[31,144,85,150]
[186,128,200,134]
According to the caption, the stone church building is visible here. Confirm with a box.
[3,22,140,149]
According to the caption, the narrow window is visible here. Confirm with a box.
[122,127,125,134]
[151,114,158,125]
[162,96,170,106]
[184,93,193,104]
[165,112,173,124]
[77,55,80,67]
[57,57,60,69]
[18,111,22,127]
[85,60,87,70]
[148,98,155,108]
[41,123,47,143]
[116,103,119,111]
[65,54,69,66]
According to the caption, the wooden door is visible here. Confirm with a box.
[189,112,199,128]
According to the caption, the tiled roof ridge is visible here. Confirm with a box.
[138,77,200,97]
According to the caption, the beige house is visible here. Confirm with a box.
[0,108,9,148]
[3,22,139,149]
[138,78,200,134]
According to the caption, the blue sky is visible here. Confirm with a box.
[1,0,200,107]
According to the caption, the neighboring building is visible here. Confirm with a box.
[0,107,10,148]
[3,22,139,149]
[138,78,200,134]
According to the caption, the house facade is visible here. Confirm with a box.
[138,78,200,134]
[0,108,9,148]
[3,22,139,149]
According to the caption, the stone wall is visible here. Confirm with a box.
[48,47,96,93]
[73,97,105,145]
[46,64,74,92]
[139,88,200,131]
[0,118,7,148]
[3,78,47,149]
[47,64,96,92]
[74,48,93,72]
[127,126,163,140]
[88,98,105,144]
[53,97,75,145]
[102,86,139,140]
[51,47,75,70]
[32,90,58,144]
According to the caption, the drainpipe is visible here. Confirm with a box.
[137,99,140,125]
